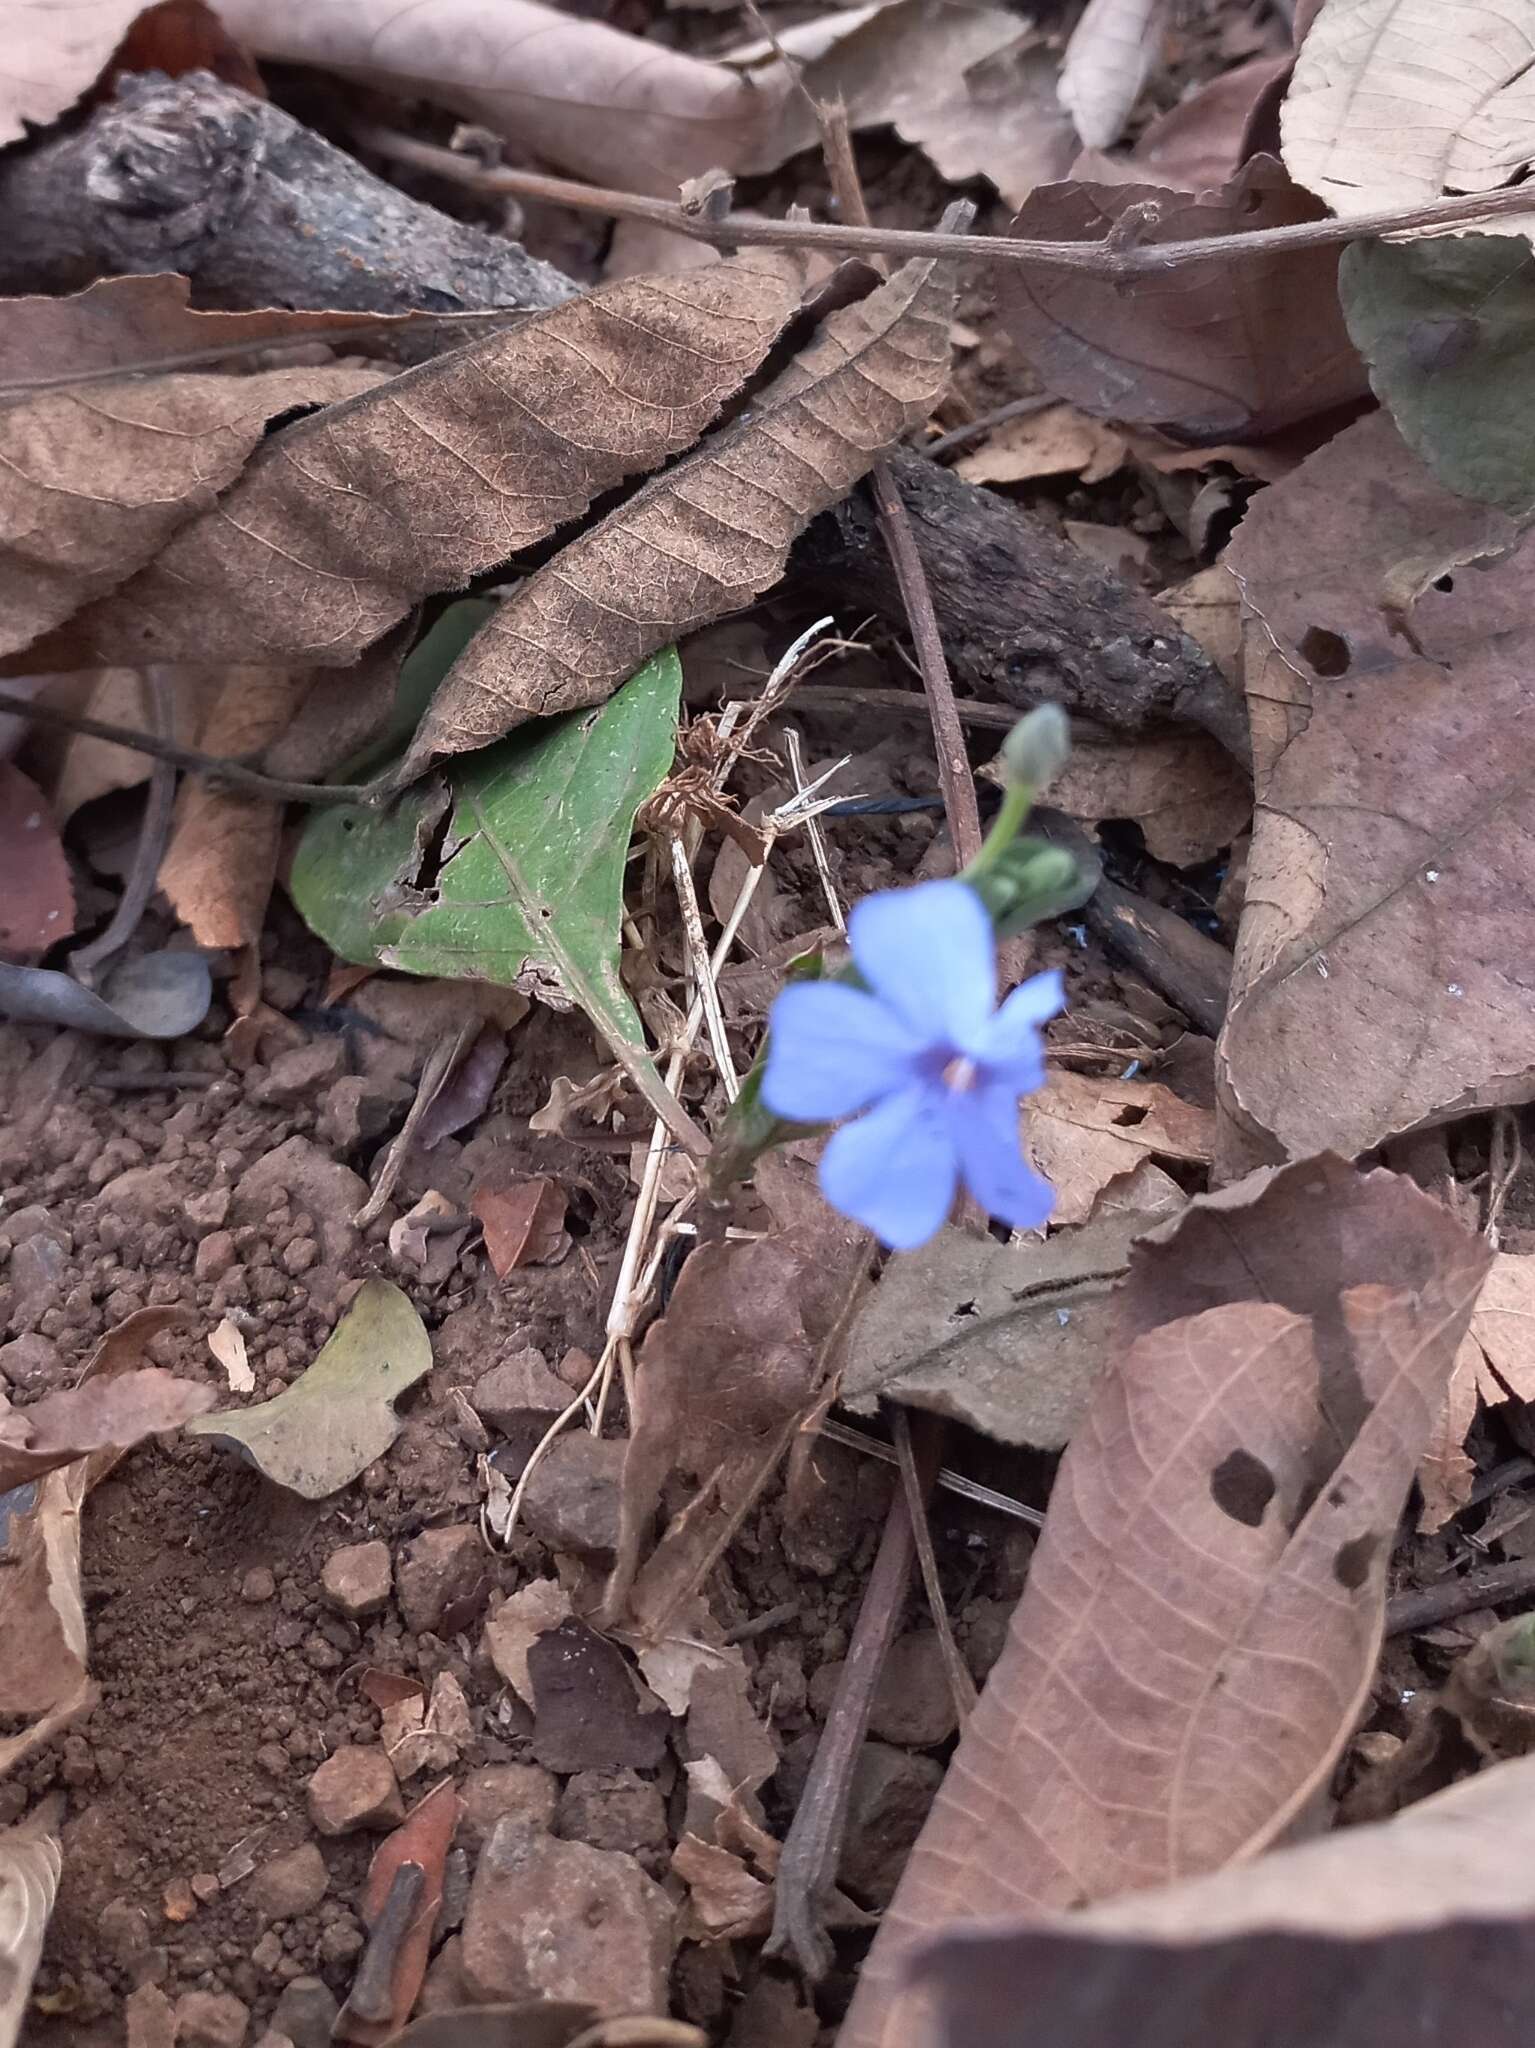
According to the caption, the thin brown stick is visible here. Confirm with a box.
[816,102,984,867]
[1386,1557,1535,1635]
[0,689,373,806]
[920,394,1055,461]
[890,1406,977,1727]
[356,122,1535,279]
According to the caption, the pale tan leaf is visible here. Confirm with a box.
[0,365,382,660]
[65,252,802,669]
[909,1756,1535,2048]
[208,1318,254,1396]
[1220,412,1535,1159]
[1417,1333,1480,1532]
[736,2,1077,206]
[954,403,1128,486]
[1154,564,1243,684]
[843,1157,1488,2048]
[1282,0,1535,218]
[158,667,304,948]
[213,0,795,194]
[1045,724,1252,867]
[1023,1067,1216,1227]
[1058,0,1170,150]
[0,1817,61,2048]
[400,241,959,775]
[1420,1251,1535,1527]
[0,0,148,146]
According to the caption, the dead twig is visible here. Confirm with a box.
[1387,1557,1535,1636]
[891,1406,978,1728]
[356,122,1535,281]
[0,688,372,807]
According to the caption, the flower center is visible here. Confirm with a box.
[941,1054,978,1094]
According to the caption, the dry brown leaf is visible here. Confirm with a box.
[843,1156,1489,2048]
[214,0,795,195]
[998,157,1366,437]
[1220,412,1535,1159]
[0,274,472,387]
[1044,724,1252,867]
[1282,0,1535,219]
[1058,0,1169,150]
[0,1808,62,2048]
[0,1308,191,1776]
[400,240,958,777]
[336,1778,459,2047]
[0,1,151,145]
[1023,1067,1216,1227]
[741,2,1077,207]
[907,1754,1535,2048]
[1154,564,1243,684]
[64,252,802,670]
[673,1834,773,1943]
[0,364,382,661]
[605,1213,869,1634]
[471,1178,569,1276]
[0,766,73,962]
[158,667,303,948]
[1419,1252,1535,1529]
[954,403,1128,486]
[484,1581,574,1707]
[1131,53,1293,191]
[0,1365,211,1494]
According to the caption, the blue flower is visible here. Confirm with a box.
[760,878,1064,1250]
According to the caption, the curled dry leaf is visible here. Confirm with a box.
[0,1307,189,1776]
[909,1754,1535,2048]
[843,1156,1489,2048]
[1282,0,1535,219]
[998,158,1366,437]
[66,253,802,670]
[1058,0,1169,150]
[398,237,961,777]
[0,364,382,661]
[0,0,152,144]
[954,403,1128,487]
[471,1178,569,1276]
[484,1581,574,1707]
[1130,52,1293,192]
[0,1366,212,1494]
[1221,412,1535,1160]
[1044,725,1252,868]
[1023,1066,1216,1227]
[215,0,794,196]
[0,766,73,962]
[158,667,304,949]
[0,1809,61,2048]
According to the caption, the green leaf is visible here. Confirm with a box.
[1340,234,1535,518]
[291,648,682,1055]
[186,1280,431,1499]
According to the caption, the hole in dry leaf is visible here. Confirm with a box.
[950,1299,979,1320]
[1434,575,1455,593]
[1112,1104,1149,1127]
[1209,1448,1275,1528]
[1298,626,1350,677]
[1333,1532,1380,1591]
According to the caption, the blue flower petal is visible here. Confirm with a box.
[947,1080,1056,1234]
[967,968,1065,1081]
[761,982,924,1123]
[847,881,994,1045]
[819,1083,958,1250]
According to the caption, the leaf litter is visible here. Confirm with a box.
[12,6,1535,2042]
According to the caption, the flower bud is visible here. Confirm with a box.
[1000,704,1070,794]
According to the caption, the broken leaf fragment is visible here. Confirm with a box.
[186,1280,430,1498]
[291,650,680,1065]
[0,1806,61,2048]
